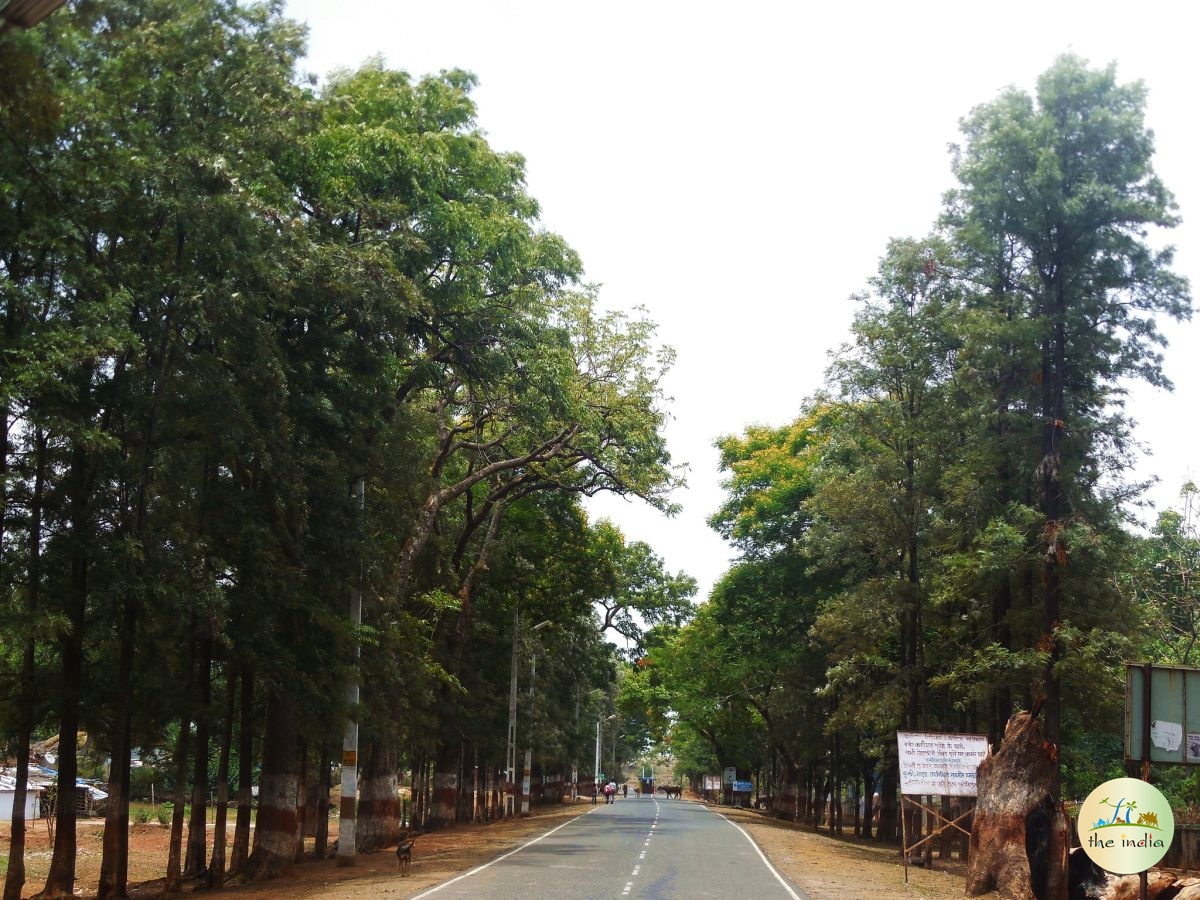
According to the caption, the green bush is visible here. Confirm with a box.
[156,803,172,826]
[132,805,152,825]
[129,764,162,801]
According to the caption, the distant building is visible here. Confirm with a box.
[0,773,42,822]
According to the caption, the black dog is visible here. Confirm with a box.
[396,833,415,876]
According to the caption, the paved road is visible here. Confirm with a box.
[411,796,806,899]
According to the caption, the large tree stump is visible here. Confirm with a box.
[966,711,1070,900]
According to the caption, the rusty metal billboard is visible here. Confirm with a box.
[1125,662,1200,765]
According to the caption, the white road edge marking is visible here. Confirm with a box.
[708,808,805,900]
[409,808,597,899]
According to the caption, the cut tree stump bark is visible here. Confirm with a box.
[966,710,1070,900]
[1102,871,1195,899]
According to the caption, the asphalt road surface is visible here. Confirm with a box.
[410,795,807,899]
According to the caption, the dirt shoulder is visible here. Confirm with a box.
[717,804,967,900]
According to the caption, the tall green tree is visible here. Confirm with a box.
[945,55,1191,778]
[291,60,683,845]
[706,409,840,817]
[816,235,960,735]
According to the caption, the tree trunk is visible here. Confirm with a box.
[229,669,255,877]
[164,617,199,892]
[99,298,171,900]
[774,764,800,821]
[966,710,1068,900]
[429,742,460,828]
[207,671,237,889]
[491,762,501,821]
[3,707,33,900]
[4,713,34,900]
[411,754,425,828]
[1038,284,1068,796]
[939,795,954,859]
[314,745,331,859]
[418,757,430,829]
[96,595,136,900]
[877,759,898,843]
[245,687,301,881]
[185,629,212,878]
[40,445,89,899]
[4,429,45,900]
[861,761,876,839]
[164,708,192,892]
[356,738,401,851]
[0,327,21,900]
[832,733,842,835]
[295,742,308,862]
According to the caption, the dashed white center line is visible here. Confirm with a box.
[623,800,661,897]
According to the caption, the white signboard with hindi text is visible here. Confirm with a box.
[897,731,989,797]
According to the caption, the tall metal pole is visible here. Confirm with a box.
[1141,662,1152,900]
[520,621,552,815]
[594,719,601,804]
[506,609,519,818]
[568,691,578,801]
[338,477,364,867]
[521,646,535,815]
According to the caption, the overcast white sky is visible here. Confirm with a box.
[284,1,1199,600]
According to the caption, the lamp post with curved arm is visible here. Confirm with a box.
[505,610,519,818]
[595,714,615,803]
[576,688,604,802]
[520,619,552,816]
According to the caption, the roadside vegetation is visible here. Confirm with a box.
[1,2,692,897]
[631,55,1198,843]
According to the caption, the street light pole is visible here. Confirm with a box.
[521,620,551,816]
[593,719,600,804]
[595,714,615,803]
[505,608,519,818]
[578,688,603,803]
[337,477,365,867]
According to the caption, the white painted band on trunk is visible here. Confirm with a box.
[338,762,357,856]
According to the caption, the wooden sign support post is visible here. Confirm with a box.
[900,795,975,883]
[896,731,989,885]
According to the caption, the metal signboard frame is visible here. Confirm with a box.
[1125,662,1200,768]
